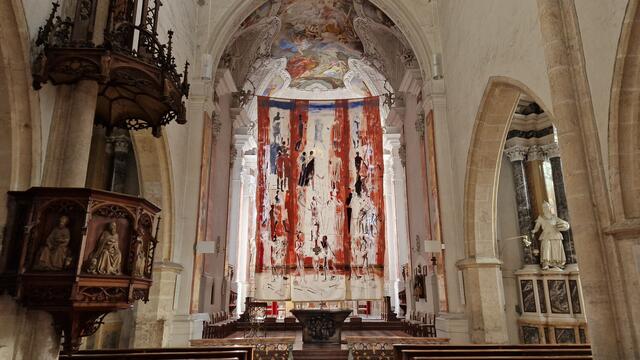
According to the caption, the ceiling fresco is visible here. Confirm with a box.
[272,0,362,89]
[232,0,403,95]
[239,0,394,91]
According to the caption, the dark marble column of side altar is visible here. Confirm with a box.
[542,143,576,264]
[108,134,131,194]
[504,145,535,264]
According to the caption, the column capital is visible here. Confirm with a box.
[384,132,403,150]
[214,68,237,96]
[399,68,423,96]
[504,145,528,162]
[541,142,560,159]
[107,134,131,154]
[527,144,546,161]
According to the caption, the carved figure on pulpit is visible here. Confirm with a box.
[33,215,73,271]
[532,201,570,270]
[86,221,122,275]
[132,232,147,277]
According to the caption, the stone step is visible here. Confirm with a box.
[292,349,349,360]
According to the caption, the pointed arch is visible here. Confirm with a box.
[609,0,640,220]
[461,76,554,343]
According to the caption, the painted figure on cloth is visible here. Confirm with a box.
[33,215,73,271]
[532,201,570,270]
[86,221,122,275]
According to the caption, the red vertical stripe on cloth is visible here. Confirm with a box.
[363,96,386,267]
[287,100,309,268]
[255,96,271,271]
[334,100,351,269]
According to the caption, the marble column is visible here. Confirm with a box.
[236,153,256,316]
[542,143,576,264]
[525,145,549,219]
[42,80,99,187]
[225,134,251,311]
[383,151,400,315]
[385,133,410,313]
[108,134,131,193]
[504,145,535,264]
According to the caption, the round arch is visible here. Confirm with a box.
[202,0,436,84]
[461,76,554,343]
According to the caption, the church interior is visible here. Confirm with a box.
[0,0,639,359]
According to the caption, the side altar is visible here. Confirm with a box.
[290,308,352,344]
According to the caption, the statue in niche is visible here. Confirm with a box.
[132,232,147,277]
[33,215,73,271]
[532,201,570,270]
[86,221,122,275]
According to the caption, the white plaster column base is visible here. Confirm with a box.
[168,313,211,346]
[435,312,470,343]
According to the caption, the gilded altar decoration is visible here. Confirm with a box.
[86,222,122,275]
[532,201,570,270]
[254,97,386,301]
[33,215,73,271]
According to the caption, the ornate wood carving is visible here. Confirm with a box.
[32,1,190,137]
[0,187,161,353]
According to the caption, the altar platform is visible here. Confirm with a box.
[225,329,408,351]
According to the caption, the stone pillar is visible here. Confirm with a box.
[236,153,256,316]
[537,1,621,357]
[225,134,251,311]
[42,80,99,187]
[504,145,535,264]
[542,143,576,265]
[108,134,130,193]
[383,150,400,315]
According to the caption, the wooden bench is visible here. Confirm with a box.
[345,336,449,360]
[393,344,592,360]
[191,337,295,360]
[59,346,253,360]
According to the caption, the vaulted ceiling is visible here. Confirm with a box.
[221,0,419,97]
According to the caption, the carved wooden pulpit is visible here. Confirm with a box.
[0,187,160,352]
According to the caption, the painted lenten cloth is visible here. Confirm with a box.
[255,96,385,301]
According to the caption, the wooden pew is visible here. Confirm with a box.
[59,346,253,360]
[393,344,592,360]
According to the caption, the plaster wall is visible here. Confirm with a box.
[438,0,552,229]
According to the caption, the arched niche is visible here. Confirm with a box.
[461,76,555,343]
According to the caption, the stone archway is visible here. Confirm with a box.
[203,0,435,83]
[0,0,40,194]
[460,77,554,343]
[610,0,640,220]
[607,0,640,355]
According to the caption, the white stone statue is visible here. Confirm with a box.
[33,215,73,271]
[86,221,122,275]
[532,201,570,270]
